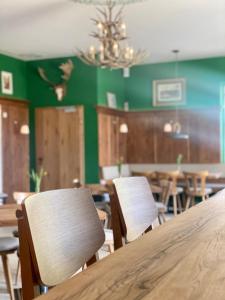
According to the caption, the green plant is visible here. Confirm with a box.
[176,154,183,165]
[29,168,47,193]
[116,156,124,176]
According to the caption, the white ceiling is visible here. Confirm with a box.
[0,0,225,63]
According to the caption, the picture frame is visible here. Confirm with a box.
[107,92,117,109]
[1,71,13,95]
[153,78,186,107]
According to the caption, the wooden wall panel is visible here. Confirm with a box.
[97,106,221,166]
[98,110,127,166]
[2,102,29,202]
[154,110,190,163]
[36,106,84,190]
[127,113,156,163]
[188,108,220,163]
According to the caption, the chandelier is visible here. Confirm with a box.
[76,1,147,69]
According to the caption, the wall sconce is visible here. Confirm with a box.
[164,122,173,133]
[120,123,128,133]
[20,124,30,135]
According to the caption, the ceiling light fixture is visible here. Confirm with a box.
[163,50,189,140]
[75,1,147,69]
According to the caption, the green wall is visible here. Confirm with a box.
[0,54,27,100]
[97,68,125,108]
[27,57,99,183]
[2,52,225,183]
[125,57,225,109]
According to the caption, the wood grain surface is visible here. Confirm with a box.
[97,106,220,165]
[37,189,225,300]
[36,106,84,189]
[0,204,20,226]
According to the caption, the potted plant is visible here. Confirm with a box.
[176,154,183,172]
[29,168,47,193]
[116,156,124,177]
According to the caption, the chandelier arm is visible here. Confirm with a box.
[76,1,147,69]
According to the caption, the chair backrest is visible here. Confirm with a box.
[22,188,105,287]
[155,171,180,195]
[13,192,35,204]
[183,171,209,195]
[101,164,131,180]
[158,180,173,206]
[131,171,155,183]
[113,177,158,243]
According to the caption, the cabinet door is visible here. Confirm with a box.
[2,103,29,202]
[98,113,127,166]
[36,106,84,190]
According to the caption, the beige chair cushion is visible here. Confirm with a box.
[0,237,18,253]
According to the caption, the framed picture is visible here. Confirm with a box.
[153,78,186,106]
[1,71,13,95]
[107,92,117,108]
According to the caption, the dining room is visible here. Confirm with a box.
[0,0,225,299]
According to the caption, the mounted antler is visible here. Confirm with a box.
[38,59,74,101]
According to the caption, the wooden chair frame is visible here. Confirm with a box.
[16,195,103,300]
[110,184,153,251]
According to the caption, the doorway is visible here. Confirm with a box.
[35,106,84,190]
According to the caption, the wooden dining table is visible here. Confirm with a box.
[36,189,225,300]
[0,204,19,227]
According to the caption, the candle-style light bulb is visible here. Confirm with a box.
[99,44,104,62]
[89,46,96,60]
[97,22,103,36]
[113,42,119,58]
[129,48,134,59]
[124,47,130,59]
[120,23,126,38]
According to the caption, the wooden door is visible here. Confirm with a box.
[2,101,29,202]
[98,112,127,166]
[36,106,84,190]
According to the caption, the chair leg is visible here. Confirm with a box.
[158,215,162,225]
[160,213,166,223]
[108,243,114,253]
[177,195,182,213]
[1,254,15,300]
[173,195,177,216]
[15,260,20,285]
[185,196,191,210]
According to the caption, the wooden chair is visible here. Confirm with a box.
[0,237,19,300]
[155,171,183,216]
[97,208,114,253]
[13,192,35,204]
[16,188,105,300]
[111,176,158,248]
[157,180,173,224]
[183,171,212,210]
[131,171,155,184]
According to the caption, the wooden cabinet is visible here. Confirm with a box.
[97,106,221,165]
[1,99,29,202]
[97,107,127,166]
